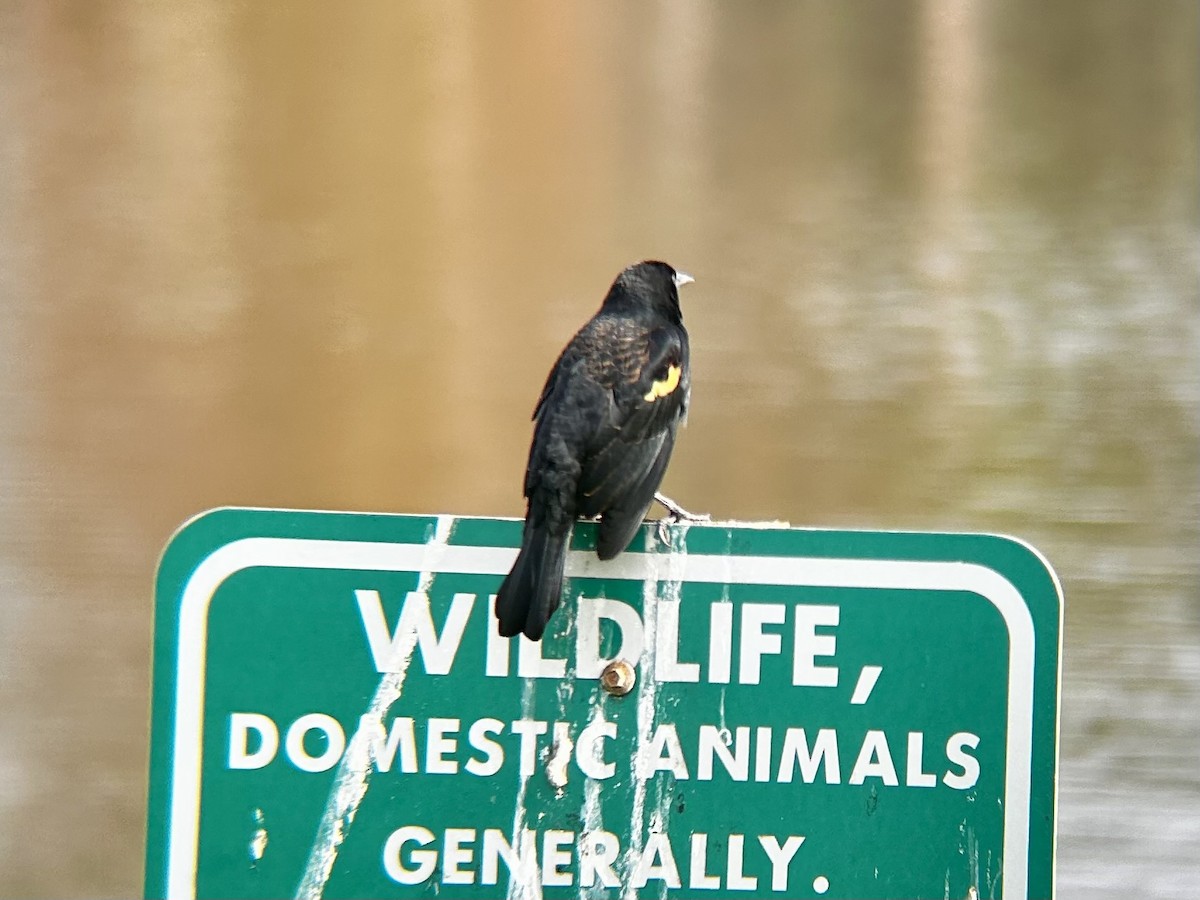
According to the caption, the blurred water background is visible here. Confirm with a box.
[0,2,1196,897]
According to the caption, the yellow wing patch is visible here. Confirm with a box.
[643,364,682,402]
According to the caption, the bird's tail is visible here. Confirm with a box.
[495,523,569,641]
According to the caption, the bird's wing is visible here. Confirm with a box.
[576,326,688,517]
[593,428,677,558]
[611,325,689,442]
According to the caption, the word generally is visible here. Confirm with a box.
[382,825,808,892]
[228,712,980,790]
[356,589,843,685]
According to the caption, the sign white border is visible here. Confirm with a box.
[166,538,1037,899]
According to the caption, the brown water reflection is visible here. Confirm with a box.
[0,2,1196,897]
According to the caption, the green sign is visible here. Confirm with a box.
[145,509,1061,899]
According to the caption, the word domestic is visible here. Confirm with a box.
[356,589,844,685]
[229,711,981,790]
[381,825,807,892]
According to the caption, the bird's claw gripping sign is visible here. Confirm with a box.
[145,509,1061,899]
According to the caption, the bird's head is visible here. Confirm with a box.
[607,260,694,320]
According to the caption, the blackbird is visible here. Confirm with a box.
[495,260,694,641]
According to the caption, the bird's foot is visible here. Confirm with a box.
[654,492,711,547]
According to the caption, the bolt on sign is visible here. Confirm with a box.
[145,509,1062,899]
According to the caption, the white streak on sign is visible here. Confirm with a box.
[651,527,688,869]
[294,516,454,900]
[546,723,573,791]
[249,808,268,862]
[621,535,658,899]
[577,693,609,900]
[621,522,689,899]
[549,606,579,796]
[506,679,542,900]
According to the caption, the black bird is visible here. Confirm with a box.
[495,260,694,641]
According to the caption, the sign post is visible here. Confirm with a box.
[145,508,1062,899]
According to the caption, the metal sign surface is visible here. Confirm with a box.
[145,508,1061,899]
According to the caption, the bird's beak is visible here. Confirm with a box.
[673,271,695,288]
